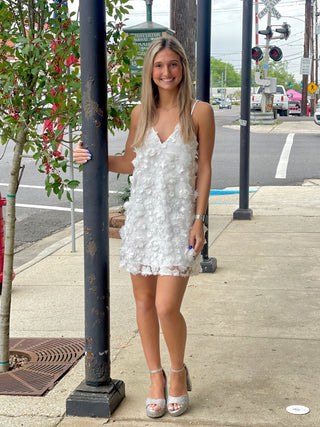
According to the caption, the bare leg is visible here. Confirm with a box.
[156,275,189,410]
[131,274,165,411]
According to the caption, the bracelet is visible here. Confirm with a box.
[194,214,206,222]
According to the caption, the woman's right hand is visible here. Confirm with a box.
[74,142,91,164]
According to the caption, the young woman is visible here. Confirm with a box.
[74,36,215,418]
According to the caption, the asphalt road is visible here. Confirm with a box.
[0,105,319,252]
[213,106,320,187]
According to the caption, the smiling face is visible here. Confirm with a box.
[152,48,183,93]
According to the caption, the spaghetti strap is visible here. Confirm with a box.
[191,100,199,116]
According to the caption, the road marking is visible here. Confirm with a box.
[16,203,83,213]
[275,133,294,179]
[0,183,122,194]
[210,189,256,195]
[0,183,83,192]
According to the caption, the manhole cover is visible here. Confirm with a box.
[0,337,84,396]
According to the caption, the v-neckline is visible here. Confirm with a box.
[152,123,180,144]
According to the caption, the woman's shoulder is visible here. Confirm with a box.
[192,99,213,114]
[192,100,214,123]
[130,103,142,125]
[131,103,142,116]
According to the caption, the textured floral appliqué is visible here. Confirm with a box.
[119,124,201,277]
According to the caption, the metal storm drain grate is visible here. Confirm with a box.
[0,337,84,396]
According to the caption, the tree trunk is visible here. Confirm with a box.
[170,0,197,82]
[0,128,26,372]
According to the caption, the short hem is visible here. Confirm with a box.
[119,263,201,278]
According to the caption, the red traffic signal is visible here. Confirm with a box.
[252,46,263,61]
[275,23,291,40]
[258,25,273,39]
[269,46,283,62]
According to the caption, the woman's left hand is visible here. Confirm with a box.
[74,142,91,164]
[189,220,205,256]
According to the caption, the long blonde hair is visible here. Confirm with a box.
[133,37,195,147]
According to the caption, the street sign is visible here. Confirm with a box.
[261,0,281,8]
[128,31,164,75]
[258,0,281,20]
[300,57,312,75]
[308,82,318,94]
[125,19,174,76]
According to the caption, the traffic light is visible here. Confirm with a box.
[275,23,291,40]
[288,82,292,87]
[258,26,273,39]
[252,46,263,61]
[269,46,283,62]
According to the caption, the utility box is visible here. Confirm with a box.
[125,0,174,75]
[264,77,277,94]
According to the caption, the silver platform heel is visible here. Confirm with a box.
[167,364,192,417]
[145,368,167,418]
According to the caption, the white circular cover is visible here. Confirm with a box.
[286,405,310,415]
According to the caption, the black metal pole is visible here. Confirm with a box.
[66,0,125,417]
[196,0,217,273]
[233,0,253,220]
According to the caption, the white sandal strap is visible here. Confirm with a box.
[146,397,166,407]
[149,367,163,374]
[170,364,185,373]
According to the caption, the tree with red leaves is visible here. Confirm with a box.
[0,0,140,372]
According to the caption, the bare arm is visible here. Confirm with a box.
[74,104,141,175]
[189,102,215,255]
[108,104,141,174]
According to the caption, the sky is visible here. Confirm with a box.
[69,0,307,82]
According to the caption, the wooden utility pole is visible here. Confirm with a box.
[310,0,315,116]
[170,0,197,81]
[302,0,312,116]
[316,0,319,104]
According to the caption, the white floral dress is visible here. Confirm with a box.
[119,102,200,277]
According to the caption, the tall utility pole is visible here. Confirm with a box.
[170,0,197,81]
[316,1,319,104]
[302,0,312,116]
[310,0,315,116]
[224,63,227,100]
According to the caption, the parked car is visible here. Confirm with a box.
[251,85,289,116]
[210,99,221,105]
[289,100,301,116]
[219,100,231,109]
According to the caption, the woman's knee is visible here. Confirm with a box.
[135,295,156,315]
[132,274,157,314]
[155,299,180,321]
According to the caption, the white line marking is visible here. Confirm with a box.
[16,203,83,213]
[0,183,120,194]
[275,133,294,179]
[0,183,83,192]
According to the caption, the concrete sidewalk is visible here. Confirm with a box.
[0,182,319,426]
[226,119,320,134]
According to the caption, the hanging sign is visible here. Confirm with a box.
[300,57,312,75]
